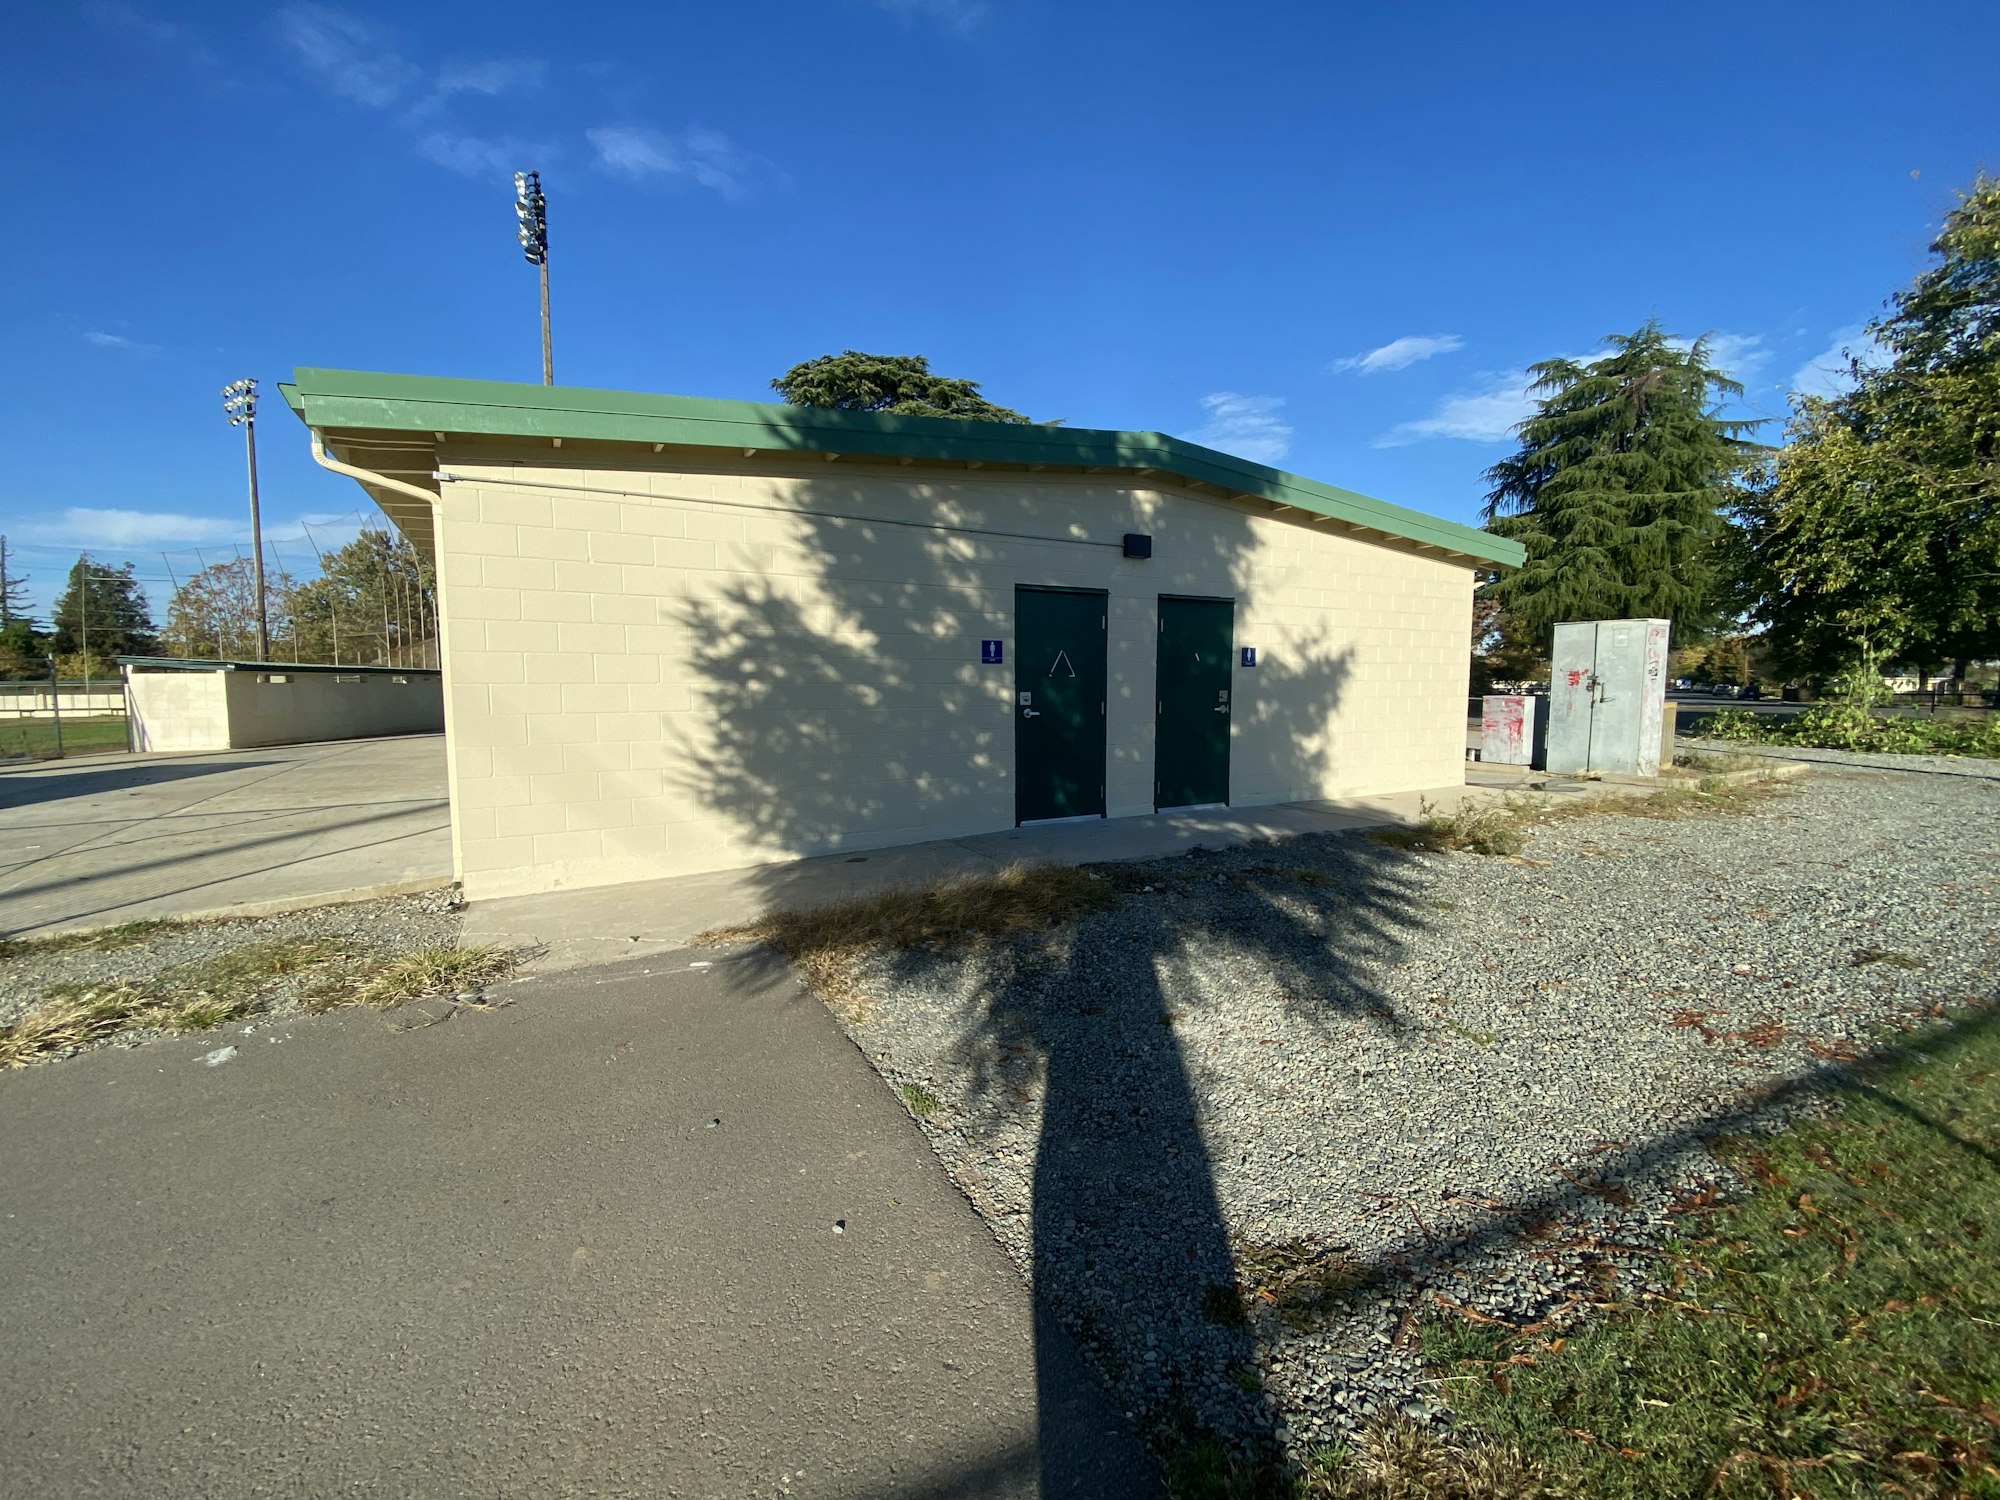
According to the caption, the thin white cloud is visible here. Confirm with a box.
[1665,331,1770,382]
[434,58,543,98]
[1790,324,1890,400]
[876,0,988,34]
[83,331,160,353]
[587,125,783,200]
[1329,333,1464,375]
[17,509,240,549]
[277,3,420,107]
[1375,370,1539,448]
[84,2,218,66]
[1187,392,1292,465]
[417,131,550,179]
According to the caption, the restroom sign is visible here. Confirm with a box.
[1240,647,1258,667]
[981,639,1004,665]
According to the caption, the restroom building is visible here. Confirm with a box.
[283,369,1523,900]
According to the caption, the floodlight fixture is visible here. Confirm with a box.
[219,376,270,658]
[513,169,553,383]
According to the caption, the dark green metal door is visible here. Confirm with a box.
[1014,588,1107,823]
[1154,596,1233,809]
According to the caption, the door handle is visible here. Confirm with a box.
[1213,705,1229,713]
[1022,708,1039,718]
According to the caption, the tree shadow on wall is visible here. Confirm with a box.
[668,480,1440,1493]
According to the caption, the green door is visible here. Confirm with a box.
[1014,588,1107,823]
[1154,596,1233,809]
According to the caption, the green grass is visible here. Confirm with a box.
[0,715,129,759]
[1423,1006,2000,1498]
[898,1082,940,1118]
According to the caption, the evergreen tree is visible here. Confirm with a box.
[772,351,1034,423]
[50,557,157,663]
[0,536,28,626]
[1740,176,2000,680]
[1481,322,1762,639]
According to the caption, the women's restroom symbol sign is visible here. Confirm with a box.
[981,640,1004,665]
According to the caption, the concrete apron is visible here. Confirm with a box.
[464,770,1666,974]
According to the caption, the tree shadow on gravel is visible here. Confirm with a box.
[664,468,1447,1491]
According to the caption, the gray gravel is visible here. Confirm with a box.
[828,767,2000,1464]
[0,887,469,1037]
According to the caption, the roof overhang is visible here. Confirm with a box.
[281,367,1525,571]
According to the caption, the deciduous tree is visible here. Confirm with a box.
[1740,176,1999,682]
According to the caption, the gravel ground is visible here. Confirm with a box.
[0,888,470,1039]
[830,764,2000,1464]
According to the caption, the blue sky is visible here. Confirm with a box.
[0,0,1991,621]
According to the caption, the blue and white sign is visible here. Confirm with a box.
[981,639,1004,665]
[1240,647,1258,667]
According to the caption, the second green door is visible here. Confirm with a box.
[1154,596,1234,809]
[1014,587,1107,823]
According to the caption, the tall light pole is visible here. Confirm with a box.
[222,378,270,660]
[514,170,551,384]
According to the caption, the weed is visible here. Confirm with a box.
[1369,799,1528,857]
[1232,1239,1368,1333]
[1673,751,1761,774]
[1852,948,1928,970]
[1,939,519,1066]
[898,1082,939,1118]
[1442,1021,1499,1047]
[0,919,176,963]
[338,946,516,1010]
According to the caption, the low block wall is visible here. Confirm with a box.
[125,668,444,751]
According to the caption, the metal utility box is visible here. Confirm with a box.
[1480,694,1544,767]
[1546,618,1671,777]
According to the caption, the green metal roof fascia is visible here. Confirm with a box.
[286,368,1524,569]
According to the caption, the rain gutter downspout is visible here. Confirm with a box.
[307,428,443,509]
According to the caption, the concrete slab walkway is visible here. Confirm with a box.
[465,769,1596,972]
[0,952,1160,1499]
[0,736,452,939]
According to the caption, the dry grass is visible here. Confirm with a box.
[1370,776,1794,861]
[1369,799,1530,857]
[330,945,517,1012]
[1304,1421,1565,1499]
[0,918,177,963]
[1170,1419,1559,1499]
[699,862,1117,1018]
[0,939,518,1066]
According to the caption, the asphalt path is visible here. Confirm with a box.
[0,953,1160,1499]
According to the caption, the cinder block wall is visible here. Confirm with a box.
[125,672,229,752]
[432,448,1475,899]
[221,672,443,747]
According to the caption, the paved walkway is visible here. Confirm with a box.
[464,768,1606,971]
[0,736,452,939]
[0,953,1159,1499]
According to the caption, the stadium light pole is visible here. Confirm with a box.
[221,378,270,660]
[514,170,551,384]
